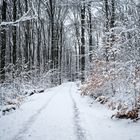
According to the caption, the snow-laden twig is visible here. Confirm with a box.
[0,9,37,27]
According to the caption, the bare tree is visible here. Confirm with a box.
[80,0,86,82]
[0,0,7,82]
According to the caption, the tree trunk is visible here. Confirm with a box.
[0,0,7,82]
[88,2,93,62]
[59,22,63,84]
[24,0,29,65]
[110,0,115,47]
[80,1,86,82]
[104,0,109,63]
[12,0,17,65]
[37,1,41,71]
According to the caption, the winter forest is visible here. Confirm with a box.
[0,0,140,140]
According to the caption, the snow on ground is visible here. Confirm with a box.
[0,82,140,140]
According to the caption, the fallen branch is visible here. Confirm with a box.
[2,105,16,115]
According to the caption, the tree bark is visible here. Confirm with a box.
[12,0,17,65]
[24,0,29,65]
[0,0,7,82]
[80,1,86,82]
[104,0,109,62]
[88,2,93,62]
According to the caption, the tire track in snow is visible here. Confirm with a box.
[69,83,87,140]
[12,91,58,140]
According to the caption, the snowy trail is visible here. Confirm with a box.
[21,83,77,140]
[0,82,140,140]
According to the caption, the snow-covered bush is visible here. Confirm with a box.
[0,63,53,109]
[80,0,140,117]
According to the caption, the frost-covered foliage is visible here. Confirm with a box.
[0,64,53,108]
[81,0,140,114]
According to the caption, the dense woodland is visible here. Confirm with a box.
[0,0,140,116]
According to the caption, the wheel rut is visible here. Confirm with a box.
[69,84,87,140]
[12,92,57,140]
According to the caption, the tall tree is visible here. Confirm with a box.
[49,0,58,70]
[104,0,109,63]
[24,0,29,65]
[12,0,17,65]
[80,0,86,82]
[0,0,7,82]
[88,2,93,62]
[110,0,115,48]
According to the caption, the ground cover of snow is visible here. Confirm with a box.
[0,82,140,140]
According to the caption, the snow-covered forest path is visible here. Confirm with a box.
[0,82,140,140]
